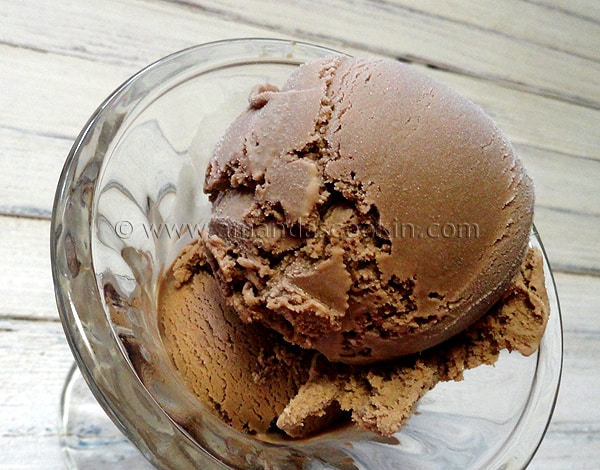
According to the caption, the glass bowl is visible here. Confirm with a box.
[51,38,562,469]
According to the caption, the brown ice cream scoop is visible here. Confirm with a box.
[159,240,315,435]
[203,56,534,364]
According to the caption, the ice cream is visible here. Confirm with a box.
[203,56,534,364]
[159,239,548,438]
[159,243,314,435]
[277,245,549,437]
[154,56,549,439]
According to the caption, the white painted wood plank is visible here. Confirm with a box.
[0,44,136,141]
[0,319,73,470]
[5,0,599,81]
[531,273,600,469]
[0,128,72,218]
[0,0,290,69]
[416,65,600,161]
[3,0,598,109]
[0,0,298,142]
[552,272,600,334]
[0,436,66,470]
[530,0,600,23]
[386,0,600,62]
[534,205,600,275]
[515,144,600,218]
[0,216,56,320]
[532,425,600,470]
[549,273,600,425]
[179,0,600,107]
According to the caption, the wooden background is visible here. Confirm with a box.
[1,1,598,468]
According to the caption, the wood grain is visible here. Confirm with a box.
[387,0,600,62]
[0,0,281,68]
[0,127,72,218]
[0,318,72,470]
[421,66,600,160]
[531,0,600,23]
[177,0,600,107]
[0,216,56,320]
[531,275,600,469]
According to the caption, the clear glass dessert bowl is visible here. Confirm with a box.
[51,38,562,470]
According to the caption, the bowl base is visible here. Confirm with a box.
[59,364,154,469]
